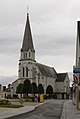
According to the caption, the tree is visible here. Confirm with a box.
[31,82,38,95]
[38,84,44,94]
[16,83,24,105]
[16,83,23,97]
[22,79,32,98]
[46,85,53,95]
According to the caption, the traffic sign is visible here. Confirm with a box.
[73,67,80,73]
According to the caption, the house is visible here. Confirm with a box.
[0,84,6,98]
[55,73,70,99]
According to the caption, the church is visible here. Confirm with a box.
[11,13,70,99]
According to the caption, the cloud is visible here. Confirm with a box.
[0,75,17,86]
[0,0,27,26]
[0,0,79,80]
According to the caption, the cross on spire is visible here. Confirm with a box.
[27,6,29,14]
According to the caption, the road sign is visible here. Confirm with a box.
[73,67,80,73]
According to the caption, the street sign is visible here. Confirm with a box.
[73,67,80,73]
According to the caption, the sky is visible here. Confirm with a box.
[0,0,79,85]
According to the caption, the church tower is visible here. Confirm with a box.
[18,13,36,83]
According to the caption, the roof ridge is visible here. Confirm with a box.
[37,62,54,69]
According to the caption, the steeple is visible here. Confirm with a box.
[21,13,35,52]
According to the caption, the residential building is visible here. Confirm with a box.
[55,73,70,99]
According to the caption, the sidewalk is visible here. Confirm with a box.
[0,100,80,119]
[61,100,80,119]
[0,101,47,119]
[0,105,35,119]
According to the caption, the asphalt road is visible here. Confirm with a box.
[6,100,64,119]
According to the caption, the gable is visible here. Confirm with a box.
[56,73,67,82]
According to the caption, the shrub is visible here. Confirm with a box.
[0,99,10,105]
[43,95,47,99]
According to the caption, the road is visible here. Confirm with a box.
[6,100,64,119]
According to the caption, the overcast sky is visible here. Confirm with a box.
[0,0,79,85]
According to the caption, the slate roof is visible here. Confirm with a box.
[36,63,57,78]
[21,13,35,52]
[56,73,67,82]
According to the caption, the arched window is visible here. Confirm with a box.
[29,52,30,57]
[23,53,25,59]
[26,67,28,77]
[26,53,27,59]
[23,53,27,59]
[23,67,25,77]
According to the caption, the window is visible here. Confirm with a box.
[29,52,30,57]
[24,53,25,59]
[26,67,28,77]
[79,57,80,66]
[26,53,27,59]
[23,53,27,59]
[23,67,25,77]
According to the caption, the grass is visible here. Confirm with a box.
[0,104,23,108]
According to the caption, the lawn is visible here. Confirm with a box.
[0,99,23,108]
[0,104,23,108]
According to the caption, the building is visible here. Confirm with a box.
[0,84,6,98]
[73,21,80,109]
[11,13,70,98]
[55,73,70,99]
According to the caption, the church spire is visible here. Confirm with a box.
[21,13,35,52]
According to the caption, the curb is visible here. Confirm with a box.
[4,100,50,119]
[2,106,35,119]
[60,101,68,119]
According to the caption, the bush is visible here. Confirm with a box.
[0,104,22,108]
[13,94,18,99]
[0,99,10,105]
[43,95,47,99]
[6,95,12,99]
[47,94,53,99]
[19,98,24,106]
[53,94,57,99]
